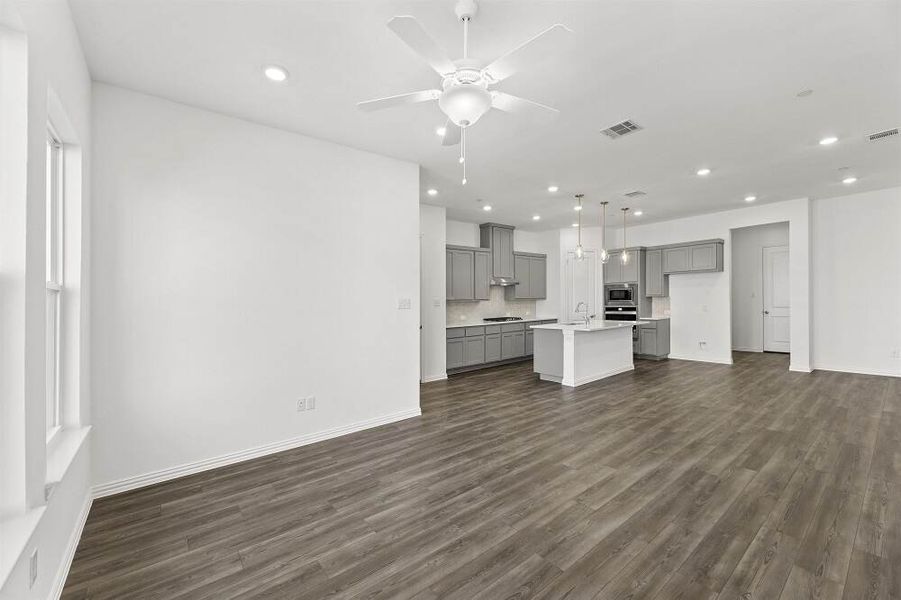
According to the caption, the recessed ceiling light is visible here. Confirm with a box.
[426,188,438,196]
[842,176,857,184]
[532,215,541,221]
[696,168,711,176]
[548,185,559,193]
[745,195,756,202]
[572,223,578,227]
[797,89,814,97]
[435,126,447,137]
[819,136,838,146]
[634,211,643,216]
[573,204,582,211]
[483,205,492,211]
[263,65,288,82]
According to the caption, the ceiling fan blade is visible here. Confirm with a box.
[482,24,572,83]
[387,16,456,76]
[357,89,440,112]
[441,120,461,146]
[491,92,559,120]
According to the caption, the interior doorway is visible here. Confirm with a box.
[731,222,790,354]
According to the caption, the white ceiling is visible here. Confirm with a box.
[69,0,901,230]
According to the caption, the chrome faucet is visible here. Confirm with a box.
[575,301,591,327]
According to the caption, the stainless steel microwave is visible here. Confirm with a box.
[605,284,636,305]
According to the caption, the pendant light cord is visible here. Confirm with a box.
[461,127,467,184]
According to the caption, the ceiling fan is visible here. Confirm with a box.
[357,0,571,184]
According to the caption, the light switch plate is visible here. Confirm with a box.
[398,298,412,309]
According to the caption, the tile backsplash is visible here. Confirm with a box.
[651,296,671,318]
[446,286,537,324]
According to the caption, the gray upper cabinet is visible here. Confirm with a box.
[645,249,668,297]
[604,249,642,284]
[446,249,474,300]
[446,245,491,301]
[690,243,718,271]
[620,250,639,283]
[662,247,690,273]
[473,250,490,300]
[507,252,547,300]
[661,240,724,274]
[604,252,622,284]
[479,223,515,280]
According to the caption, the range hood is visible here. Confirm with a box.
[479,223,519,287]
[490,276,519,287]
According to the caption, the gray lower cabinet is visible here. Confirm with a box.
[501,332,525,359]
[446,337,464,369]
[463,336,485,366]
[636,319,670,359]
[446,320,555,371]
[485,333,501,362]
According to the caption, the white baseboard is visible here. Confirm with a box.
[92,407,422,498]
[789,363,812,373]
[49,494,92,600]
[812,364,900,378]
[668,354,734,365]
[732,346,762,353]
[420,374,447,383]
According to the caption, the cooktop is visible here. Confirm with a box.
[482,317,524,322]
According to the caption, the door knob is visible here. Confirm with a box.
[763,310,770,314]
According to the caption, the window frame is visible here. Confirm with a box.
[46,125,64,442]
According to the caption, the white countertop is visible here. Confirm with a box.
[531,320,649,332]
[446,317,559,329]
[639,316,670,321]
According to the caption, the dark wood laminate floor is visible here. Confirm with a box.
[63,352,901,599]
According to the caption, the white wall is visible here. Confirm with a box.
[731,222,790,351]
[561,198,812,369]
[420,205,446,382]
[812,187,901,376]
[90,84,421,492]
[0,0,93,598]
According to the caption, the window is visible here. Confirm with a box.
[46,126,63,440]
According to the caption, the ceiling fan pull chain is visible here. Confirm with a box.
[461,127,467,184]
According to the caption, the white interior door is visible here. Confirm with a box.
[564,250,597,322]
[763,245,790,353]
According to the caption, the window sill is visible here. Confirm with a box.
[46,425,91,490]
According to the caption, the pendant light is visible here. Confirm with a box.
[599,201,610,264]
[574,194,585,260]
[620,207,630,264]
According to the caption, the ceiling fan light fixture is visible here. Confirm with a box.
[435,126,447,136]
[438,85,492,127]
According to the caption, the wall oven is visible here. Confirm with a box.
[605,284,637,306]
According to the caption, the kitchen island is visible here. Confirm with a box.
[531,320,644,387]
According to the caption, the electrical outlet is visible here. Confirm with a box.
[699,341,707,350]
[397,298,412,309]
[891,349,901,360]
[29,549,37,589]
[297,397,317,412]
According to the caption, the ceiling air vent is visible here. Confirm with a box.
[601,119,643,139]
[623,190,646,198]
[867,128,899,141]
